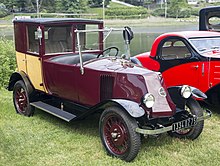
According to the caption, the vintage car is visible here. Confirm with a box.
[135,6,220,106]
[8,18,211,162]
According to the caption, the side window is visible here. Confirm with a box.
[27,25,39,54]
[208,16,220,31]
[161,39,191,60]
[44,25,72,54]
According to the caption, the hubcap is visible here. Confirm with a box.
[103,115,129,155]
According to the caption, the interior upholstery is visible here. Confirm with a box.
[50,54,97,65]
[45,27,72,54]
[162,46,191,60]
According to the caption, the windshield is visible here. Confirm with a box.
[189,37,220,57]
[44,24,101,55]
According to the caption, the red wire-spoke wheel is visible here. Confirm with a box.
[168,98,204,140]
[13,80,34,116]
[99,106,141,162]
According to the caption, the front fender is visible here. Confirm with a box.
[191,87,207,99]
[95,99,145,118]
[168,86,207,109]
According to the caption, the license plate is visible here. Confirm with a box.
[172,117,197,131]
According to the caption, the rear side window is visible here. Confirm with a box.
[27,25,39,54]
[160,39,191,60]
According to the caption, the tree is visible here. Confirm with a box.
[88,0,110,7]
[1,0,16,12]
[55,0,88,13]
[168,0,190,18]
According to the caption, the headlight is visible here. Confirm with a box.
[143,93,155,108]
[181,85,192,99]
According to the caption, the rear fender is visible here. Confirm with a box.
[95,99,145,118]
[8,71,34,94]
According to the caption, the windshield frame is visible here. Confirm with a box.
[74,27,129,75]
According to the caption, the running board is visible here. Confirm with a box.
[30,101,76,122]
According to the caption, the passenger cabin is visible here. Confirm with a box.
[13,18,104,92]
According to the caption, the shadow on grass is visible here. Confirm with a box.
[33,108,100,137]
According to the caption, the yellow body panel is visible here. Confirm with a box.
[16,51,46,92]
[16,52,27,73]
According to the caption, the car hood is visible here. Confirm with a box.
[85,58,175,117]
[85,58,155,75]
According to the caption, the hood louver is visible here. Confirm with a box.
[100,75,114,101]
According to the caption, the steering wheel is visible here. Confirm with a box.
[97,46,119,58]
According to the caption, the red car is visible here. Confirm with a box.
[135,31,220,105]
[135,6,220,105]
[8,18,210,161]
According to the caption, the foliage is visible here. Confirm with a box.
[152,0,192,18]
[190,7,200,16]
[0,38,16,89]
[106,7,149,17]
[168,0,191,18]
[0,0,88,15]
[55,0,88,13]
[89,0,110,7]
[0,3,8,17]
[167,8,192,18]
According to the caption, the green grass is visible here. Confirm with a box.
[0,89,220,165]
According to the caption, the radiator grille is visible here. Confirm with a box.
[100,75,114,101]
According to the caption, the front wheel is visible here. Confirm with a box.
[99,106,141,162]
[168,98,204,140]
[13,80,34,116]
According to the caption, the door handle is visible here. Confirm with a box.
[202,63,204,76]
[193,65,199,69]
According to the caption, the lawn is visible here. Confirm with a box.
[0,89,220,166]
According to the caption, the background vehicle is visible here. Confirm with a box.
[199,6,220,32]
[135,31,220,105]
[8,18,210,161]
[135,6,220,105]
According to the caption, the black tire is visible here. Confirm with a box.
[99,106,141,162]
[168,98,204,140]
[13,80,34,116]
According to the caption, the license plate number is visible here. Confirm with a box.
[172,117,197,131]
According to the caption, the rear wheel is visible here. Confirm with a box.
[13,80,34,116]
[168,98,204,140]
[99,106,141,162]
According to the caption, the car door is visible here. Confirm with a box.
[44,61,78,101]
[25,25,46,92]
[156,38,201,89]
